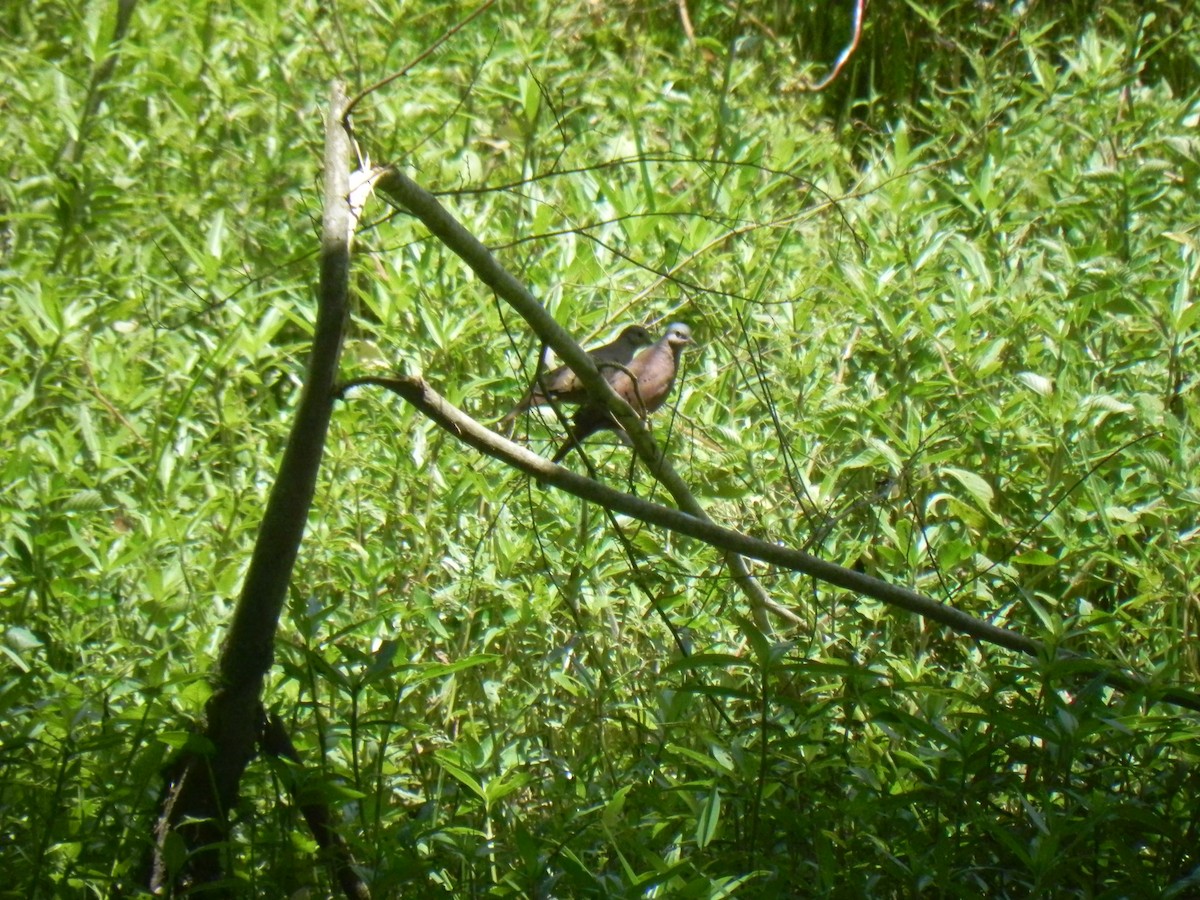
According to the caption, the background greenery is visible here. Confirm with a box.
[4,0,1200,896]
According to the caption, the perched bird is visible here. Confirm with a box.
[499,325,653,432]
[551,322,693,463]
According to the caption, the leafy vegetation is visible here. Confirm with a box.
[3,0,1200,896]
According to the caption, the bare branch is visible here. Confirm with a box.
[340,374,1200,715]
[375,167,782,630]
[150,80,355,893]
[792,0,865,93]
[343,0,497,125]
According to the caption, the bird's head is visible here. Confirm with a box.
[619,324,655,348]
[662,322,693,349]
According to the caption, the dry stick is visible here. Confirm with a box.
[677,0,696,43]
[792,0,866,92]
[149,82,355,893]
[375,168,787,631]
[339,374,1200,716]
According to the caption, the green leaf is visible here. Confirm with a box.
[695,785,721,849]
[1017,372,1054,396]
[433,753,485,803]
[1013,550,1058,566]
[601,784,630,829]
[942,466,995,512]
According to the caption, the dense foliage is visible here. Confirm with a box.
[3,1,1200,896]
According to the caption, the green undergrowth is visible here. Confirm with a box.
[2,1,1199,896]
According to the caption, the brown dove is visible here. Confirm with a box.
[551,322,693,463]
[499,324,653,432]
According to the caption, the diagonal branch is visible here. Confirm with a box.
[149,81,355,893]
[340,374,1200,716]
[375,167,781,631]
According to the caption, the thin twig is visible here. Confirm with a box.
[792,0,865,92]
[678,0,696,43]
[343,0,497,125]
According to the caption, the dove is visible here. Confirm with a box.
[499,325,653,432]
[551,322,693,463]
